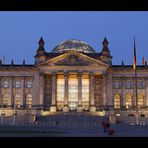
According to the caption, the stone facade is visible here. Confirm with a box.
[0,37,148,116]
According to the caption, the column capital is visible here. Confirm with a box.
[39,72,45,77]
[78,72,83,77]
[8,76,14,79]
[102,72,107,77]
[90,72,95,77]
[21,76,26,80]
[51,72,57,77]
[64,72,69,77]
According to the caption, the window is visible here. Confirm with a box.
[26,94,32,109]
[27,81,32,88]
[125,94,132,109]
[114,81,121,89]
[3,79,9,88]
[2,94,9,107]
[125,81,133,89]
[56,75,64,110]
[15,80,21,88]
[14,94,21,108]
[114,94,120,109]
[138,94,144,108]
[137,81,144,89]
[68,74,78,110]
[82,74,89,110]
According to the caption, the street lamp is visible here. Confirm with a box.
[1,99,3,125]
[13,103,16,125]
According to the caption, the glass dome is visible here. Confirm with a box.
[51,39,96,53]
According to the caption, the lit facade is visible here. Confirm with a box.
[0,37,148,116]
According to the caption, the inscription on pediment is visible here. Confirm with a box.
[54,55,92,66]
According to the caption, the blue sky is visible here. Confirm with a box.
[0,11,148,65]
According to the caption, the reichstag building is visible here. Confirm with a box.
[0,37,148,116]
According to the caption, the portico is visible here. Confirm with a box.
[49,71,97,112]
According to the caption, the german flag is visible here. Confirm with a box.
[142,57,145,65]
[133,37,137,70]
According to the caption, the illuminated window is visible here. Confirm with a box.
[27,81,32,88]
[2,94,9,107]
[114,80,121,89]
[3,79,9,88]
[57,75,64,110]
[68,74,78,110]
[82,74,89,110]
[15,80,21,88]
[114,94,120,109]
[14,94,21,109]
[125,81,133,89]
[125,94,132,109]
[138,94,144,108]
[26,94,32,109]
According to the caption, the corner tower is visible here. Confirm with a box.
[100,37,112,66]
[35,37,46,65]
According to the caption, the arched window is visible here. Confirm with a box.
[14,94,21,109]
[138,94,144,108]
[26,94,32,109]
[114,94,120,109]
[2,94,9,107]
[125,94,132,109]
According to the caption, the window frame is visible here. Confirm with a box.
[113,80,121,89]
[3,79,9,88]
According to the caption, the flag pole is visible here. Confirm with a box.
[134,37,139,125]
[13,103,16,125]
[1,99,3,125]
[135,64,139,125]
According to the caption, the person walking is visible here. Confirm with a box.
[105,120,110,132]
[55,120,59,127]
[102,121,107,133]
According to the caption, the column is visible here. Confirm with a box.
[50,72,57,112]
[106,73,114,109]
[102,74,107,108]
[63,72,69,112]
[9,76,13,107]
[39,73,45,110]
[133,76,136,108]
[32,73,40,110]
[89,72,96,112]
[21,76,25,109]
[77,72,83,112]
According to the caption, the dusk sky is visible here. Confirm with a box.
[0,11,148,65]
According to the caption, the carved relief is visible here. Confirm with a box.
[54,55,92,66]
[94,75,103,108]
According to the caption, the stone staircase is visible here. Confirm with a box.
[36,112,108,127]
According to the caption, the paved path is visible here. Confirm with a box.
[0,123,148,137]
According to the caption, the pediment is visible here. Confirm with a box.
[54,54,92,66]
[40,51,108,67]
